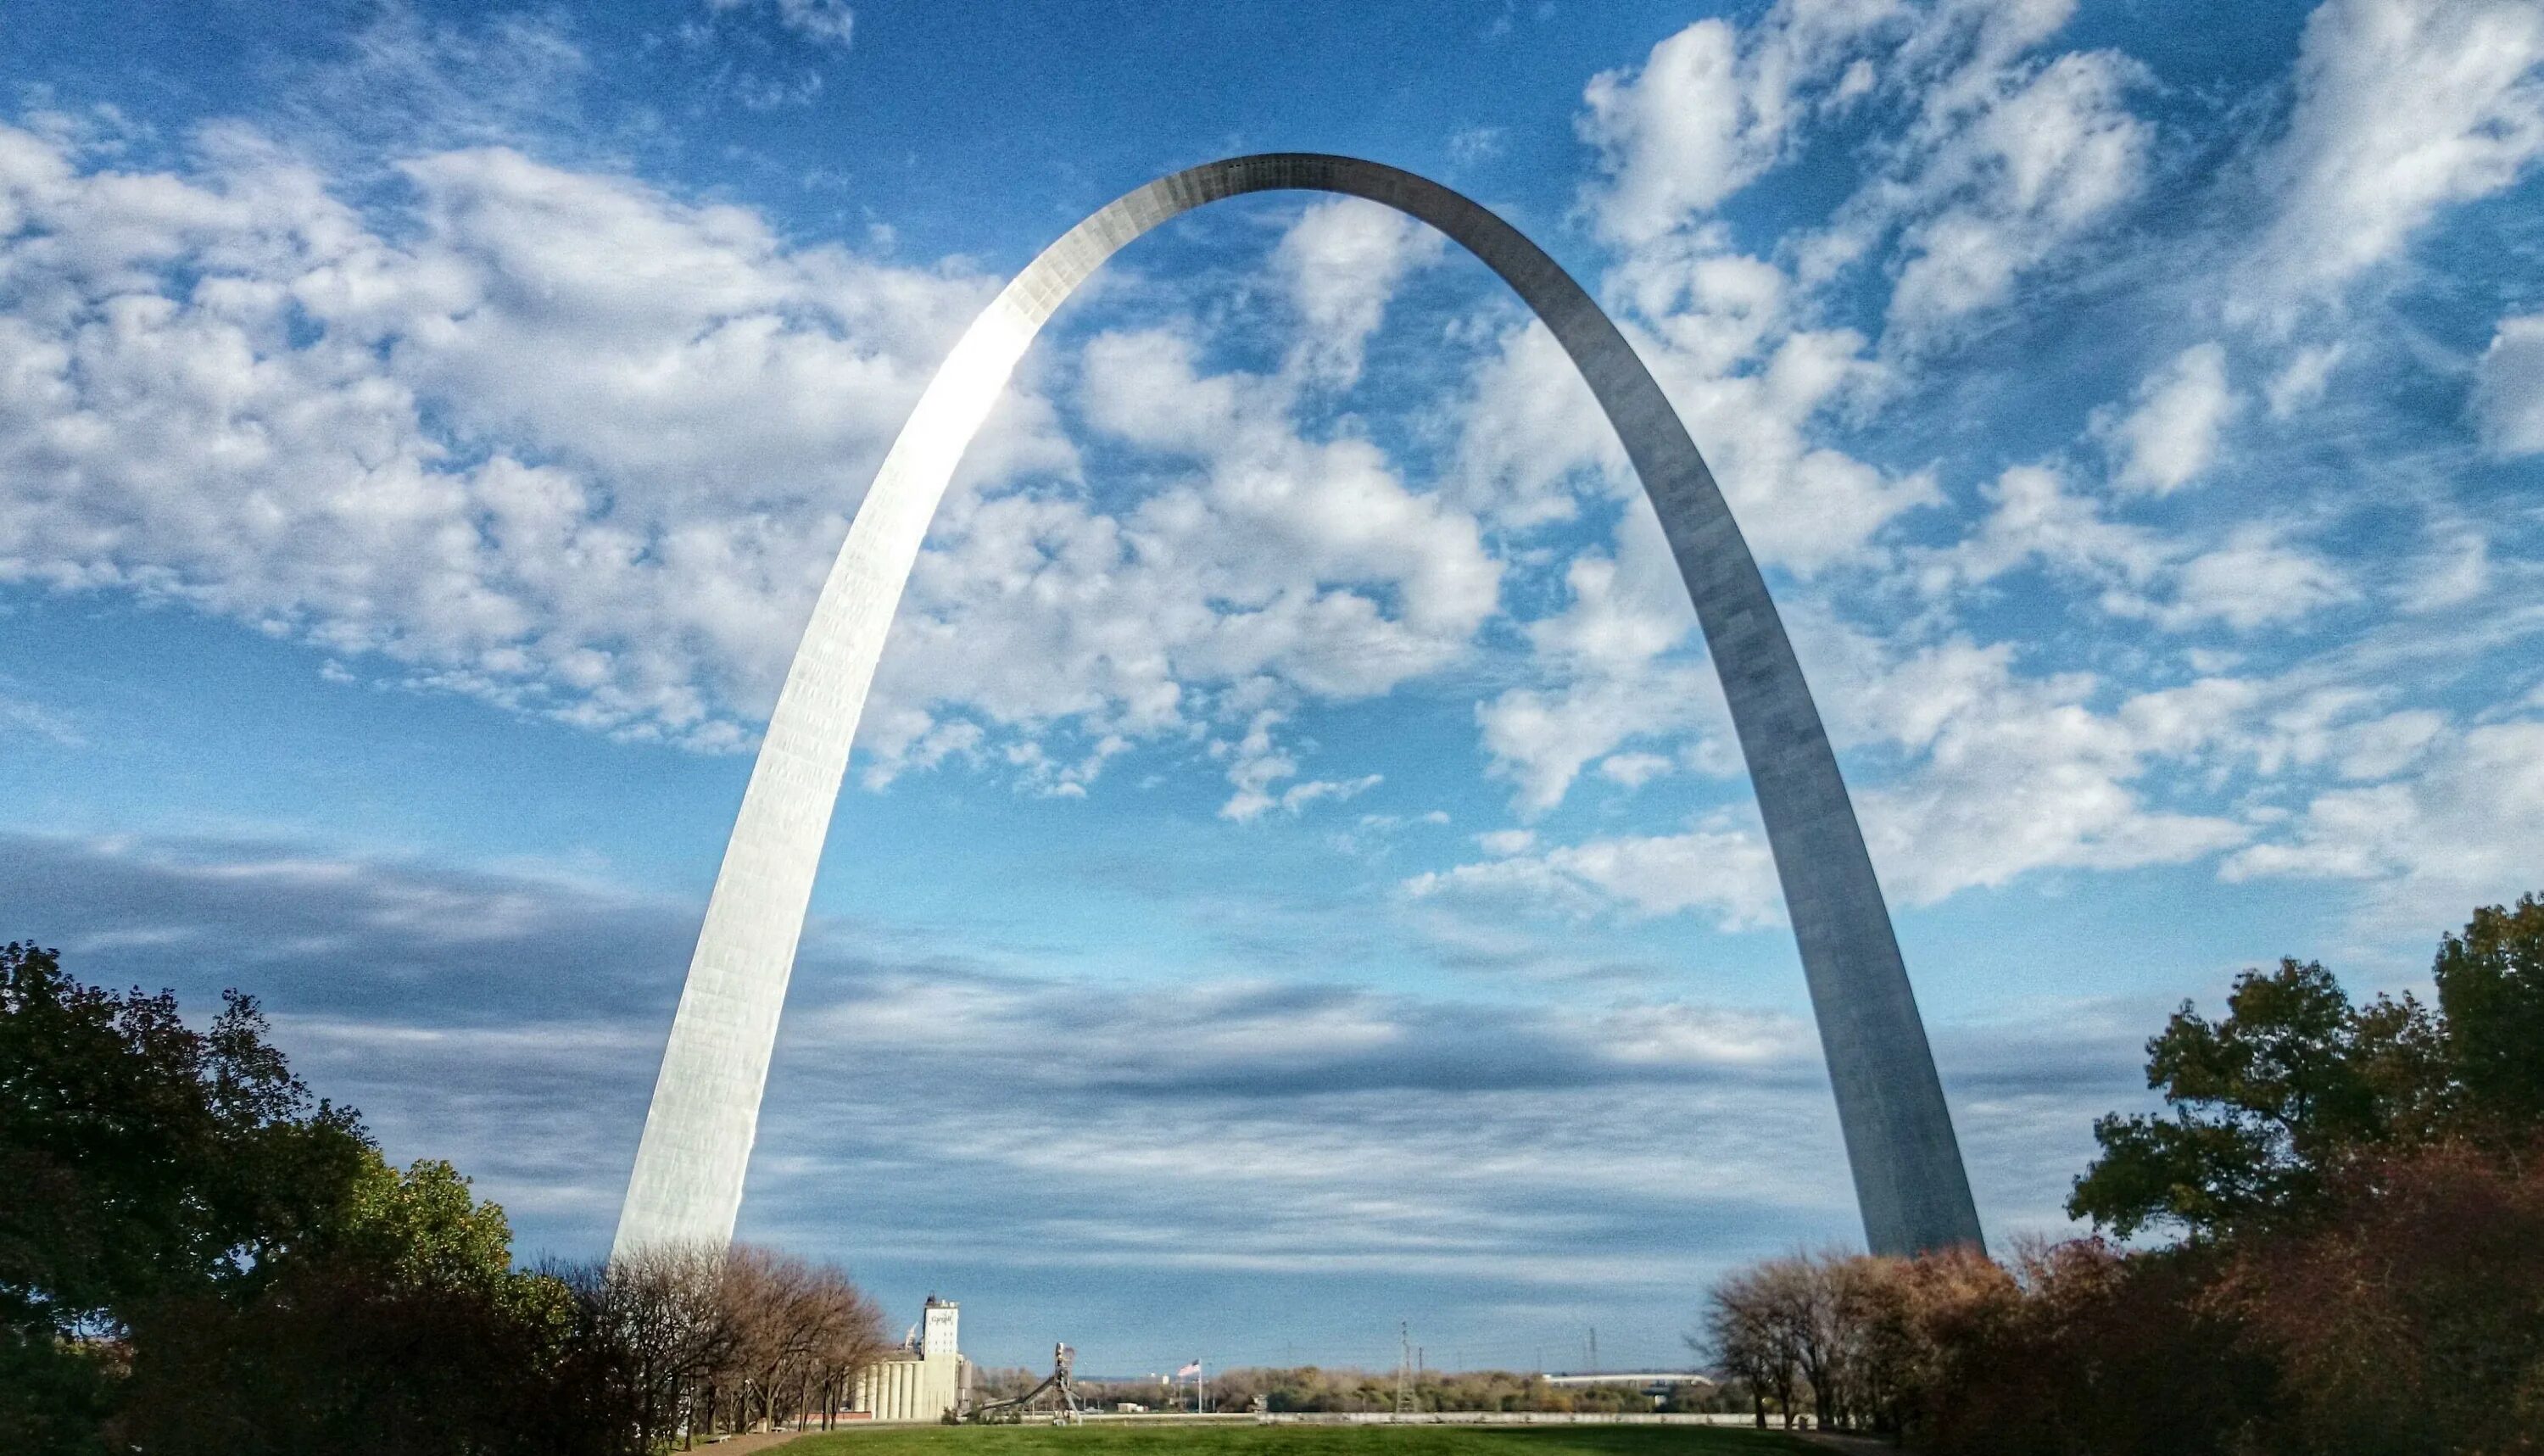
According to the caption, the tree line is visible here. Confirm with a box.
[0,941,889,1453]
[1697,892,2544,1455]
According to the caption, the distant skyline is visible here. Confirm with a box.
[3,0,2541,1375]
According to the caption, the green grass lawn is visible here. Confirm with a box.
[781,1422,1814,1454]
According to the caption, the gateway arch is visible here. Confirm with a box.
[614,154,1983,1261]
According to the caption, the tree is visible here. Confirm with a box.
[112,1154,625,1456]
[1700,1252,1895,1432]
[2220,1141,2544,1456]
[1701,1264,1797,1428]
[2434,891,2544,1130]
[1,941,371,1450]
[3,940,644,1454]
[562,1244,736,1450]
[2067,957,2444,1238]
[2073,895,2544,1241]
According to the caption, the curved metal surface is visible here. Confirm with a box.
[613,154,1983,1261]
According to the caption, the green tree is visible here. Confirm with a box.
[114,1157,616,1456]
[2067,957,2445,1238]
[2072,895,2544,1241]
[3,940,637,1454]
[1,941,371,1450]
[2435,891,2544,1130]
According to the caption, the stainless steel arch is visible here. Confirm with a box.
[613,154,1983,1261]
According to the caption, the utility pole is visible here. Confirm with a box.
[1589,1326,1598,1375]
[1396,1322,1414,1418]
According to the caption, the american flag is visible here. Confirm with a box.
[1176,1360,1202,1377]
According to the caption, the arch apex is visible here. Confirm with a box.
[613,154,1982,1264]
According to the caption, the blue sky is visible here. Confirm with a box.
[3,0,2541,1376]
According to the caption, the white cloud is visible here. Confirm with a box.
[1879,48,2151,338]
[1723,0,2146,348]
[2121,527,2353,633]
[0,127,1495,802]
[1598,751,1675,788]
[1448,315,1630,531]
[1576,0,1909,247]
[1478,672,1713,818]
[1405,822,1784,929]
[2100,343,2239,494]
[708,0,856,47]
[1449,274,1928,819]
[1928,463,2350,634]
[869,314,1500,796]
[1274,198,1443,387]
[0,690,81,746]
[2244,0,2544,316]
[1470,505,1733,817]
[2263,343,2345,419]
[1829,638,2250,901]
[1450,255,1928,576]
[1579,20,1768,248]
[1447,125,1504,165]
[1647,319,1938,572]
[0,124,1043,750]
[2397,525,2491,614]
[1920,461,2162,593]
[2474,312,2544,456]
[2224,719,2544,931]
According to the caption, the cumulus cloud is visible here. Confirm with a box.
[869,309,1501,805]
[1578,20,1777,248]
[0,689,81,746]
[2474,312,2544,456]
[1448,315,1631,531]
[1577,0,1919,247]
[2100,343,2239,494]
[1439,618,2424,925]
[2113,527,2354,633]
[1274,197,1443,387]
[1448,259,1928,578]
[1919,462,2162,593]
[1828,638,2249,902]
[1688,0,2155,349]
[2225,718,2544,932]
[2243,0,2544,317]
[0,125,1497,807]
[0,122,1045,750]
[2263,343,2345,420]
[1926,464,2350,634]
[1877,47,2151,340]
[1471,505,1734,817]
[1598,751,1675,788]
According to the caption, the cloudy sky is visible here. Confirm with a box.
[4,0,2541,1375]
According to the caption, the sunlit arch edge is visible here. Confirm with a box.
[612,153,1983,1262]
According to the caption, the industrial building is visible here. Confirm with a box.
[852,1296,971,1422]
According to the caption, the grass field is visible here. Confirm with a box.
[781,1422,1815,1454]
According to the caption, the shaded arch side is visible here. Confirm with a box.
[612,153,1982,1261]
